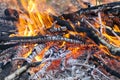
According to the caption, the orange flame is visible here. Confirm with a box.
[15,0,55,36]
[8,0,56,61]
[6,0,120,73]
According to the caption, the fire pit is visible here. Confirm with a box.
[0,0,120,80]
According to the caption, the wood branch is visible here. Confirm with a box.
[92,56,120,79]
[0,42,19,50]
[4,61,41,80]
[0,35,82,45]
[0,16,19,21]
[53,13,120,56]
[0,62,12,80]
[52,15,74,31]
[76,27,120,56]
[60,1,120,20]
[84,27,120,56]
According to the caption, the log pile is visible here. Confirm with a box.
[0,1,120,80]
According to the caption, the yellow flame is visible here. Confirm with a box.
[15,0,54,36]
[11,0,55,61]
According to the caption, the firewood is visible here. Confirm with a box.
[60,1,120,21]
[4,61,41,80]
[92,56,120,79]
[0,35,82,44]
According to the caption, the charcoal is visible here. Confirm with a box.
[15,72,30,80]
[0,1,119,80]
[4,8,19,19]
[0,62,12,80]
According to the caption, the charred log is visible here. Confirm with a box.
[0,35,82,44]
[86,29,120,56]
[0,16,19,22]
[4,8,20,19]
[4,61,41,80]
[53,14,120,56]
[92,56,120,79]
[60,1,120,21]
[0,62,13,80]
[75,27,120,56]
[52,15,74,31]
[0,42,19,50]
[0,25,16,38]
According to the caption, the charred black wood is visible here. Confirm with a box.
[92,56,120,79]
[0,35,82,44]
[0,62,12,80]
[0,42,19,50]
[90,31,119,56]
[4,8,20,19]
[52,15,74,31]
[113,16,120,28]
[4,61,41,80]
[0,46,18,65]
[59,1,120,21]
[50,15,120,56]
[101,14,120,29]
[76,27,101,45]
[87,29,120,56]
[106,28,120,36]
[104,8,120,16]
[1,8,24,22]
[0,45,17,57]
[15,72,30,80]
[65,25,120,56]
[47,26,67,33]
[77,27,120,56]
[0,25,16,37]
[0,16,19,22]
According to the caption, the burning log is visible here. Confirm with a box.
[5,47,71,80]
[0,62,13,80]
[52,15,120,56]
[4,61,41,80]
[0,25,16,37]
[0,1,120,80]
[92,56,120,79]
[0,42,19,50]
[60,1,120,21]
[88,30,120,56]
[0,16,18,22]
[0,35,82,45]
[47,26,67,33]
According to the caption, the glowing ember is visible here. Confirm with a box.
[1,0,120,79]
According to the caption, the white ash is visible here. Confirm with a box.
[31,55,111,80]
[27,44,45,62]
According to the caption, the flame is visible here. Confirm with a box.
[15,0,54,36]
[6,0,120,74]
[11,0,55,61]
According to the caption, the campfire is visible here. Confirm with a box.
[0,0,120,80]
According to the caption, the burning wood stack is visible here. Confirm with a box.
[0,0,120,80]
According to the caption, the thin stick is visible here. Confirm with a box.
[4,61,41,80]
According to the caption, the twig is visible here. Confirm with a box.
[4,61,41,80]
[92,56,120,79]
[82,19,120,56]
[98,12,104,36]
[61,1,120,19]
[83,18,100,34]
[0,35,82,44]
[93,18,120,40]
